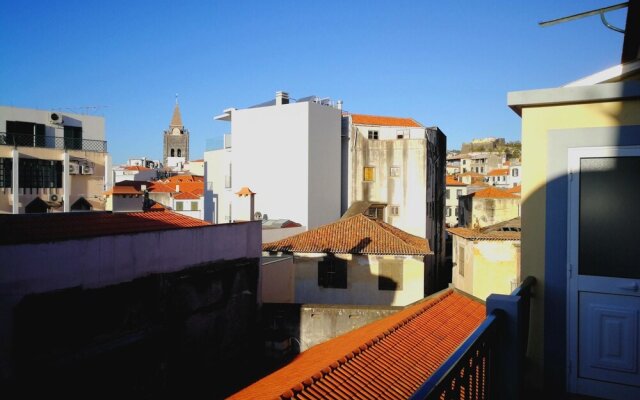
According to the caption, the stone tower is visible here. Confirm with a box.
[163,99,189,167]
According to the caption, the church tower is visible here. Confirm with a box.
[163,98,189,167]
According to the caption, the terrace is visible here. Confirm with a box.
[0,131,107,153]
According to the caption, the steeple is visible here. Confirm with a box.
[170,95,183,128]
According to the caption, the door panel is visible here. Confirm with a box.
[579,292,640,386]
[568,147,640,399]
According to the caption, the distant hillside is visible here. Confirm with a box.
[458,137,521,160]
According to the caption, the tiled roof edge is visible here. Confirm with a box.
[278,290,454,399]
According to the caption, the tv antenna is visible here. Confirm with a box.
[539,2,628,33]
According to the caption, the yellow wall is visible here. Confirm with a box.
[520,98,640,385]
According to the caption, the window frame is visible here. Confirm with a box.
[318,257,348,289]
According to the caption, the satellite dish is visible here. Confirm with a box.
[50,194,59,202]
[254,211,262,220]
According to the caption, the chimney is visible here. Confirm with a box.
[336,100,343,110]
[235,187,256,221]
[275,91,289,106]
[175,184,180,193]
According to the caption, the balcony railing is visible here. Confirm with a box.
[0,132,107,153]
[410,276,536,400]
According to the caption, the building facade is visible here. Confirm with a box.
[0,106,111,214]
[207,92,342,228]
[458,186,520,228]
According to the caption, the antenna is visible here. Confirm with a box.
[539,2,628,33]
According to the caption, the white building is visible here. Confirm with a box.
[445,176,467,227]
[206,92,342,228]
[0,106,111,213]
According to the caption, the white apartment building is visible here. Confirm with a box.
[445,176,467,227]
[206,92,342,228]
[0,106,111,213]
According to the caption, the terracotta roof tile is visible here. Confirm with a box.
[104,185,143,195]
[506,185,521,194]
[0,211,211,245]
[229,290,485,400]
[487,168,509,176]
[164,175,203,183]
[174,191,201,200]
[236,187,256,196]
[263,214,431,255]
[351,114,422,128]
[468,186,519,199]
[448,217,521,240]
[445,176,467,186]
[123,165,153,171]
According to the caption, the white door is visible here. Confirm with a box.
[568,146,640,399]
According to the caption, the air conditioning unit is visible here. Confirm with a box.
[81,165,94,175]
[49,194,59,202]
[69,162,80,175]
[49,112,64,125]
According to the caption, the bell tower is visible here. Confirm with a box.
[163,96,189,167]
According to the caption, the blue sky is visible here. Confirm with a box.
[0,1,628,164]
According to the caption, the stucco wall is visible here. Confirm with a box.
[204,148,231,224]
[515,95,640,389]
[0,220,262,379]
[293,254,425,306]
[261,256,295,303]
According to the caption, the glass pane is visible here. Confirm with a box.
[579,156,640,278]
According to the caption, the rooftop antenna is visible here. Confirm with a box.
[539,2,628,33]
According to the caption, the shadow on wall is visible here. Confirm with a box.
[520,103,640,396]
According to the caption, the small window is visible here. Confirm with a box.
[365,204,385,220]
[456,189,463,197]
[191,201,198,211]
[458,246,465,276]
[378,260,403,291]
[170,149,175,157]
[363,166,375,182]
[512,168,519,177]
[446,189,450,199]
[455,207,459,216]
[177,149,182,157]
[447,207,452,217]
[175,201,184,211]
[390,166,400,177]
[368,130,379,140]
[318,257,347,289]
[390,205,399,216]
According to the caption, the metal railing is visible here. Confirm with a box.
[0,132,107,153]
[410,277,536,400]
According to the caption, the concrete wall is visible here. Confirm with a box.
[348,134,428,238]
[293,254,425,306]
[510,84,640,390]
[262,226,307,243]
[0,220,262,381]
[460,196,520,228]
[451,236,520,301]
[0,106,105,141]
[261,256,295,303]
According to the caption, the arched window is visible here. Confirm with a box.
[177,149,182,157]
[170,149,175,157]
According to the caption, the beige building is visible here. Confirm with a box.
[261,213,433,307]
[458,186,520,228]
[0,106,110,213]
[448,218,521,301]
[506,10,640,396]
[445,175,467,227]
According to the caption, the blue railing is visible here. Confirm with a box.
[410,276,536,400]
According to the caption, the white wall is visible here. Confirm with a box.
[204,148,232,224]
[229,101,341,229]
[0,106,105,141]
[293,254,425,306]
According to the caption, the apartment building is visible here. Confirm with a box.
[0,106,111,213]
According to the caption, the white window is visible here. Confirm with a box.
[390,205,400,216]
[368,130,379,140]
[390,166,401,177]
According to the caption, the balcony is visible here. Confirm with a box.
[410,276,536,400]
[0,132,107,153]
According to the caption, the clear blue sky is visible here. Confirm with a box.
[0,1,628,164]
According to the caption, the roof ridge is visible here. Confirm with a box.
[278,290,454,399]
[371,218,427,253]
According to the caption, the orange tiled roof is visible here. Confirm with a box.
[506,185,521,194]
[147,181,176,193]
[124,165,153,171]
[448,217,521,241]
[263,214,431,255]
[0,211,211,245]
[487,168,509,176]
[351,113,422,128]
[236,187,256,197]
[446,176,467,186]
[174,191,201,200]
[469,186,519,199]
[164,174,203,183]
[104,185,143,195]
[229,289,485,400]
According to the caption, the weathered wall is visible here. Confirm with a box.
[261,256,295,303]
